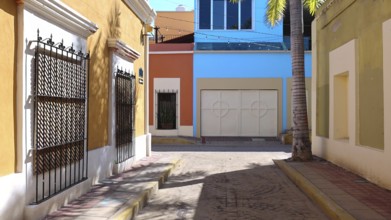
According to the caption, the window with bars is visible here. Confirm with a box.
[33,32,89,204]
[115,68,135,163]
[157,93,177,130]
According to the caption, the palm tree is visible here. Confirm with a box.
[231,0,324,161]
[266,0,323,161]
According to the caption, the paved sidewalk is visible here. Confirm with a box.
[275,158,391,220]
[43,141,391,220]
[44,154,180,220]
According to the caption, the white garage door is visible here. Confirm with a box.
[201,90,277,137]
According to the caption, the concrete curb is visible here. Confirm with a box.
[273,160,355,220]
[110,158,181,220]
[152,137,195,145]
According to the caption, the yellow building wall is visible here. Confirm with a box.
[316,0,390,149]
[0,0,16,176]
[312,0,391,189]
[62,0,146,150]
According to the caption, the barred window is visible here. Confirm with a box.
[157,92,177,130]
[33,33,89,204]
[115,68,135,163]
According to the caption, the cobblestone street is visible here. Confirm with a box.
[136,143,328,220]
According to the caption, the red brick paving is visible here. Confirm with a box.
[44,154,164,219]
[309,160,391,219]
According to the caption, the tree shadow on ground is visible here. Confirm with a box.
[137,164,327,220]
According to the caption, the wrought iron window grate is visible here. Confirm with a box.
[157,92,177,130]
[32,31,89,204]
[115,68,135,163]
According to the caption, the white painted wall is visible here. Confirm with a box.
[19,7,94,220]
[0,5,94,220]
[0,173,25,220]
[108,48,146,174]
[108,50,135,162]
[1,1,152,219]
[150,78,194,136]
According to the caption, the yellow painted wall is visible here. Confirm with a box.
[62,0,146,149]
[312,0,391,189]
[316,0,390,148]
[0,0,16,176]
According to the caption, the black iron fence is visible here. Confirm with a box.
[33,31,89,204]
[115,68,135,163]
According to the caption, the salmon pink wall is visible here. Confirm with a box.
[149,43,193,126]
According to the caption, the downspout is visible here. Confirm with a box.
[15,0,24,173]
[144,23,151,156]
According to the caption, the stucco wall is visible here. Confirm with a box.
[149,44,193,126]
[154,11,194,39]
[312,0,391,189]
[0,0,16,176]
[315,0,389,148]
[62,0,146,149]
[0,1,152,218]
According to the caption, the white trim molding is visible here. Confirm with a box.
[149,51,194,55]
[123,0,156,24]
[108,38,141,62]
[24,0,98,38]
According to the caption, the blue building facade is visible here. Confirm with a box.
[193,0,312,137]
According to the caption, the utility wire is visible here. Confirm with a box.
[157,25,283,40]
[153,26,285,49]
[157,15,288,37]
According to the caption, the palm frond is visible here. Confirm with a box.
[265,0,287,27]
[303,0,325,15]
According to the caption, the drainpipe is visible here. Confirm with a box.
[144,23,151,156]
[15,0,24,173]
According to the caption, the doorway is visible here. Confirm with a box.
[157,93,177,129]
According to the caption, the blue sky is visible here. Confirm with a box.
[148,0,194,11]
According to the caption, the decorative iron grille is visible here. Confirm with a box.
[33,31,89,204]
[115,68,135,163]
[157,92,177,130]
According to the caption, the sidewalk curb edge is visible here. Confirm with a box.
[273,159,355,220]
[110,158,181,220]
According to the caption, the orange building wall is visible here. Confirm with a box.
[153,11,194,42]
[149,45,193,126]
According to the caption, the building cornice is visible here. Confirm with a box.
[108,38,141,61]
[123,0,156,24]
[194,50,312,54]
[24,0,98,38]
[316,0,356,28]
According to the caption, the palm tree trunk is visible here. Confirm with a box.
[289,0,312,161]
